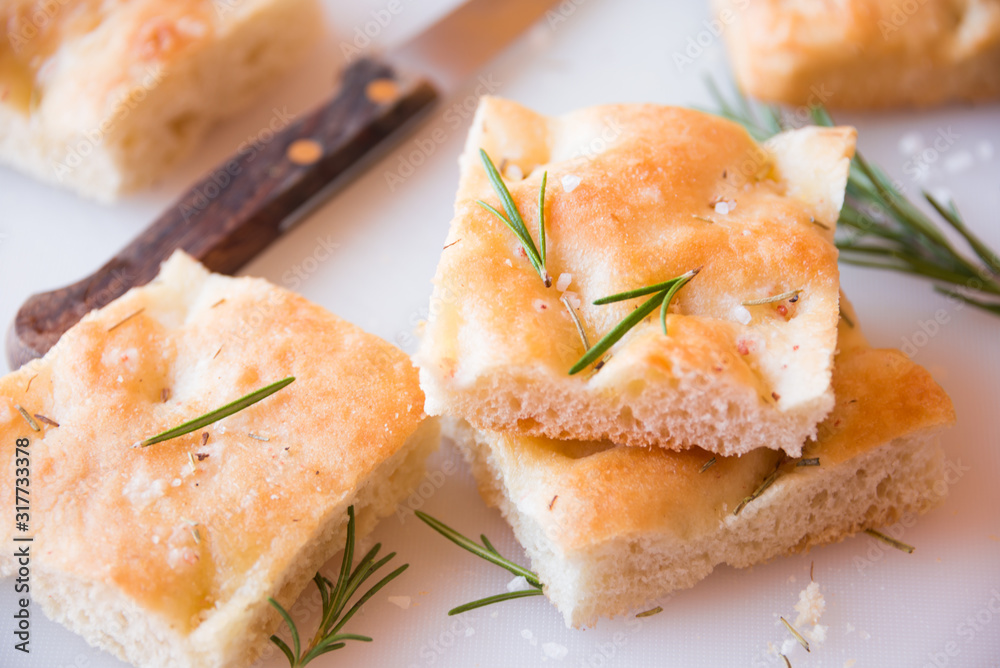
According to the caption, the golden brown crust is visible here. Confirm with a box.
[416,97,856,457]
[0,252,429,658]
[715,0,1000,109]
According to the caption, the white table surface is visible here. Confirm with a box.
[2,1,999,666]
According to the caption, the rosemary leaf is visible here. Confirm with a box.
[700,457,717,473]
[796,457,820,467]
[477,149,550,286]
[561,295,591,350]
[636,606,663,618]
[742,289,801,306]
[864,528,915,554]
[448,589,545,616]
[570,289,664,375]
[569,269,699,375]
[15,404,40,431]
[137,376,294,448]
[780,616,810,652]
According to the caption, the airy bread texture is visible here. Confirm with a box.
[0,0,322,201]
[415,97,856,458]
[0,251,438,668]
[449,300,955,628]
[714,0,1000,109]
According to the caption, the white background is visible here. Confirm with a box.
[2,1,999,666]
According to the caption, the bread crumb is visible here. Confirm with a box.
[807,624,828,643]
[561,174,581,192]
[844,660,857,667]
[388,595,411,609]
[794,581,825,626]
[542,642,568,660]
[521,629,537,646]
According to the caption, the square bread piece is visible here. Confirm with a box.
[415,97,856,458]
[0,0,322,201]
[452,299,955,627]
[0,251,438,668]
[714,0,1000,109]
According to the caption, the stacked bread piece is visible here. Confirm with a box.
[415,97,956,627]
[0,251,438,668]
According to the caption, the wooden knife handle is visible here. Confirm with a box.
[7,56,437,369]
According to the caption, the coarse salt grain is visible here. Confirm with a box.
[171,478,182,487]
[505,164,524,180]
[561,174,581,192]
[898,132,924,155]
[732,305,752,325]
[117,375,124,383]
[505,258,513,267]
[542,642,568,660]
[556,273,573,292]
[562,291,582,309]
[715,201,730,215]
[508,576,533,592]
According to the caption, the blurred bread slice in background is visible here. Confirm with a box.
[0,0,322,201]
[714,0,1000,109]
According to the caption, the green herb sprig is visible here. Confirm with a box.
[415,511,544,615]
[477,149,551,287]
[864,528,915,554]
[269,506,408,667]
[706,80,1000,318]
[568,268,700,375]
[135,376,294,448]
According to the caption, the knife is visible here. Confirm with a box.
[6,0,559,369]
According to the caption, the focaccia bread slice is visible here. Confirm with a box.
[415,97,856,457]
[450,299,955,628]
[0,251,438,668]
[714,0,1000,109]
[0,0,322,201]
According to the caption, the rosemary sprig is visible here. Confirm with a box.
[569,268,700,375]
[415,511,545,615]
[477,149,551,287]
[269,506,408,667]
[707,81,1000,318]
[136,376,294,448]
